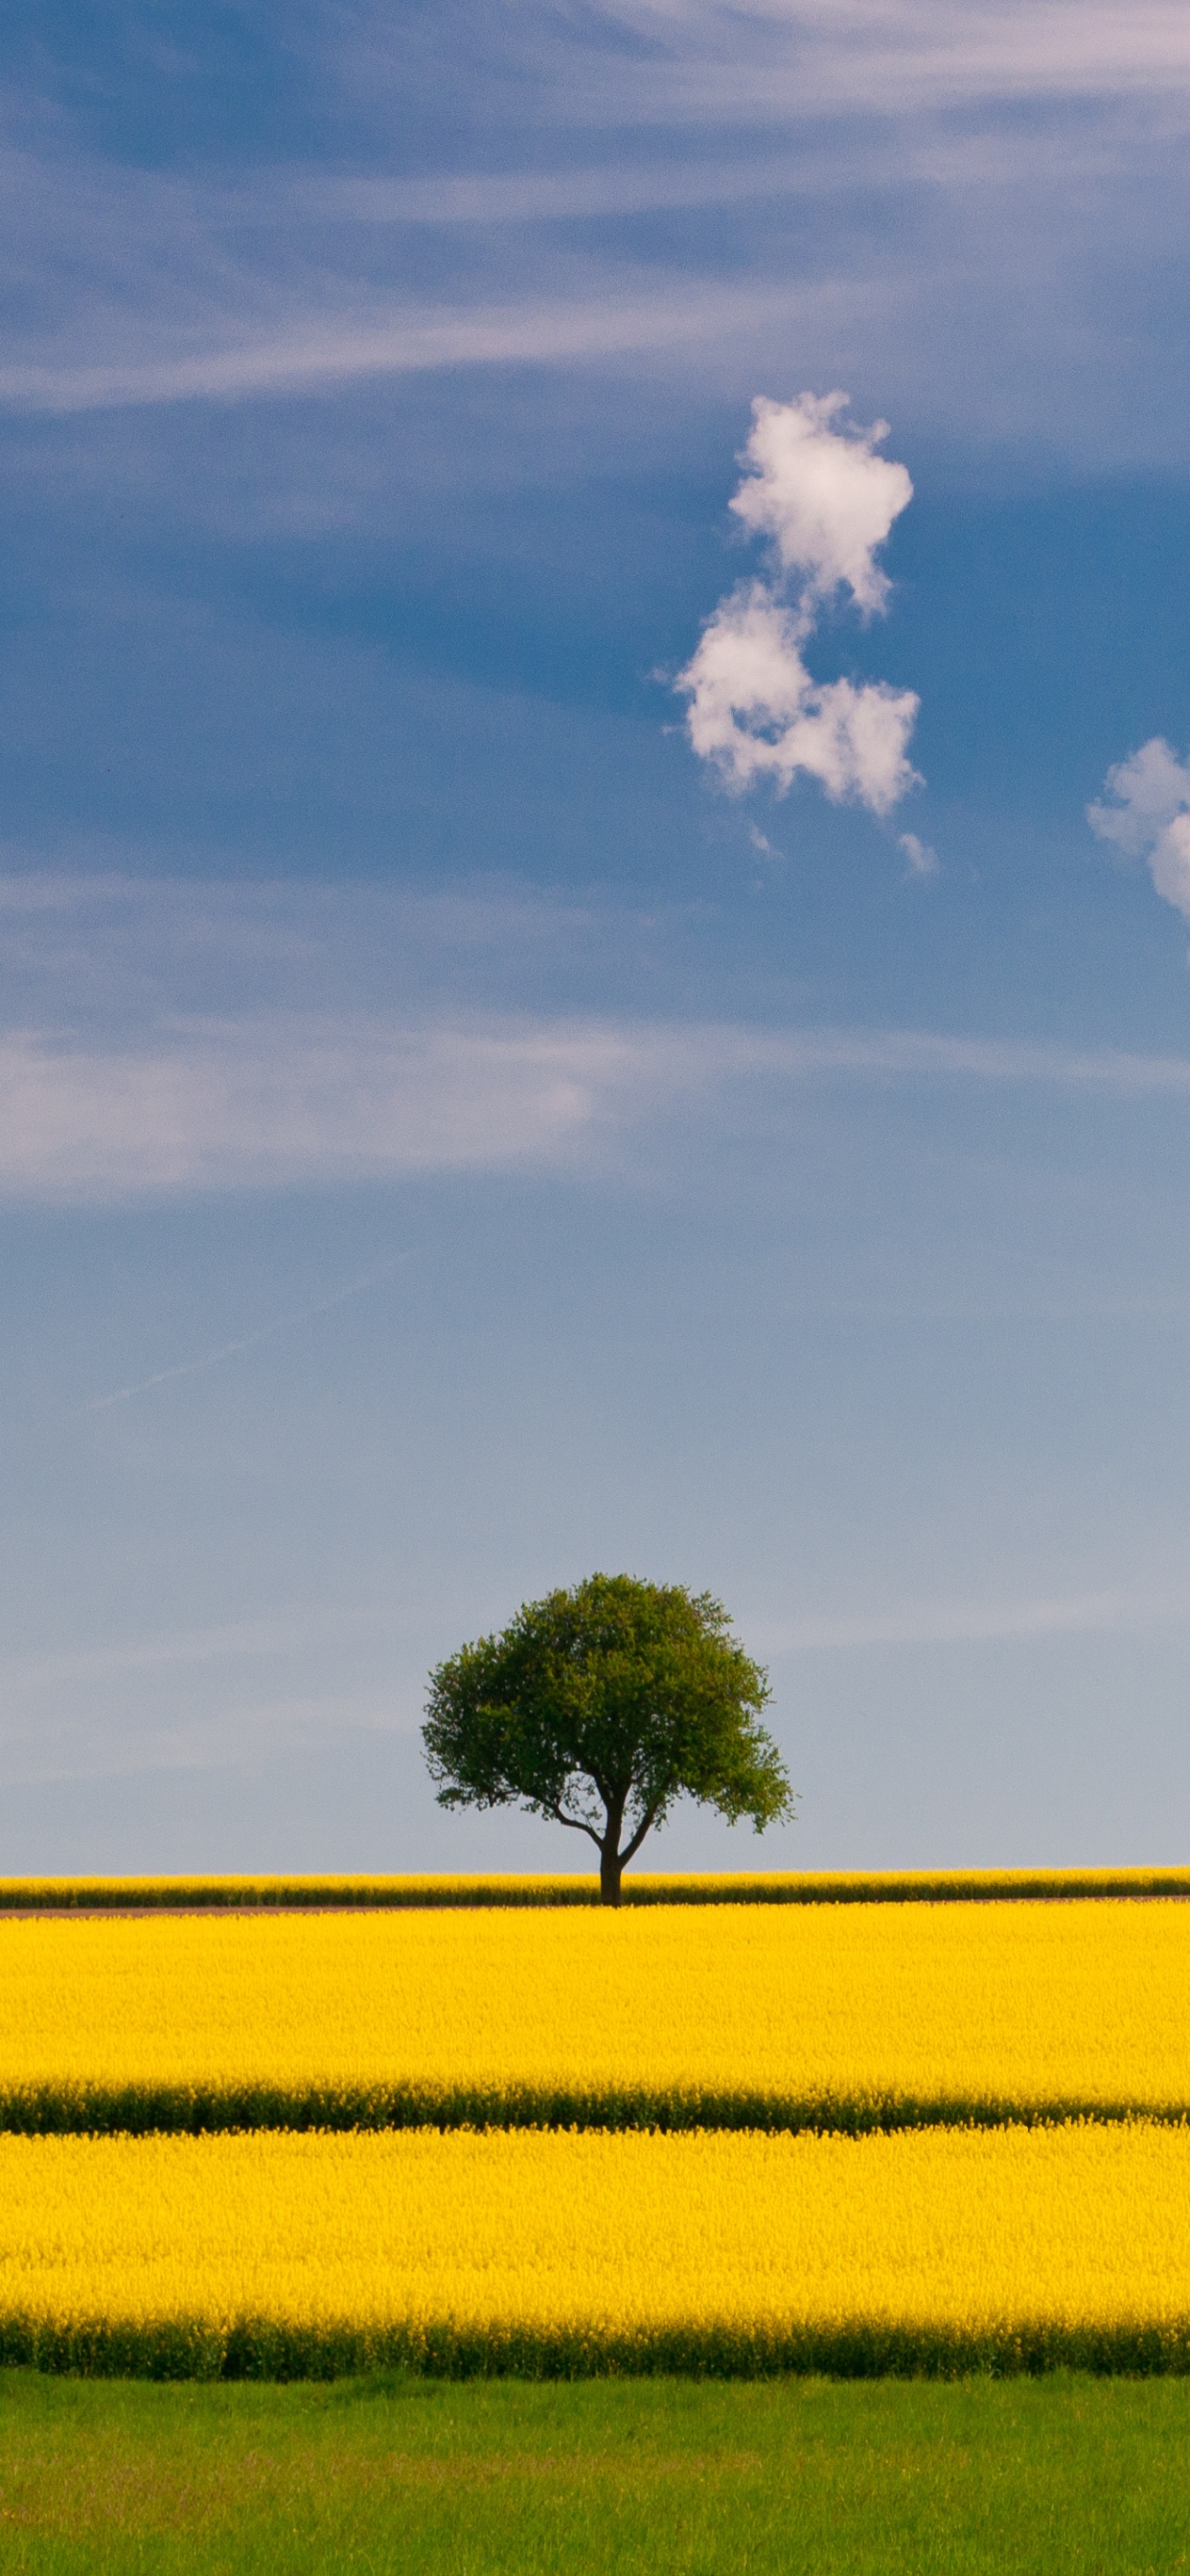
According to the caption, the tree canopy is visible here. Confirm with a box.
[422,1572,794,1902]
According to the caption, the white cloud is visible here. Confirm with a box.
[675,396,919,816]
[899,831,939,877]
[1087,737,1190,922]
[679,584,919,812]
[728,392,913,613]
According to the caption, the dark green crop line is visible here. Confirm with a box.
[0,2082,1184,2137]
[3,2311,1190,2380]
[2,1867,1190,1911]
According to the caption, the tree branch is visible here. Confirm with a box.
[546,1803,606,1852]
[618,1802,663,1869]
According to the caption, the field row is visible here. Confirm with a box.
[2,1901,1189,2131]
[2,1867,1187,1910]
[0,2122,1188,2379]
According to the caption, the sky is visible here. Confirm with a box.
[4,2,1190,1874]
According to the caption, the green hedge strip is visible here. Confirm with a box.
[1,1867,1189,1912]
[3,2310,1189,2380]
[1,2083,1185,2137]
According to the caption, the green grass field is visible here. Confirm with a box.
[2,2370,1187,2575]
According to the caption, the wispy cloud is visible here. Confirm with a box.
[675,393,919,817]
[4,19,1190,479]
[3,875,1190,1207]
[525,1,1190,123]
[2,1008,1190,1205]
[0,1609,397,1694]
[308,124,1190,221]
[0,1597,435,1786]
[760,1577,1190,1653]
[0,1017,657,1200]
[0,282,853,417]
[752,1027,1190,1090]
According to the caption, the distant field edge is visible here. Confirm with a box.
[4,2312,1190,2380]
[3,2084,1187,2136]
[1,1867,1188,1912]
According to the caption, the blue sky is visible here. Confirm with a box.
[4,1,1190,1873]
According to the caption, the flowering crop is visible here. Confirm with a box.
[0,2123,1187,2379]
[2,1899,1190,2133]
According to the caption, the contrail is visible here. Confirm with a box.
[82,1253,414,1413]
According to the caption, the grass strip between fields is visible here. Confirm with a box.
[1,2082,1187,2135]
[1,1867,1188,1910]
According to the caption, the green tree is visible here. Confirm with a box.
[423,1572,794,1904]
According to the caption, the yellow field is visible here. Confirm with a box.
[3,1898,1190,2131]
[0,2122,1186,2377]
[3,1894,1182,2378]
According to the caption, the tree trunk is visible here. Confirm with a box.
[599,1843,623,1905]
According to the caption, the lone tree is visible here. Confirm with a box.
[423,1572,794,1904]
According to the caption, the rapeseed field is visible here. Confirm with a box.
[2,1894,1187,2378]
[2,1898,1189,2131]
[0,2123,1188,2378]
